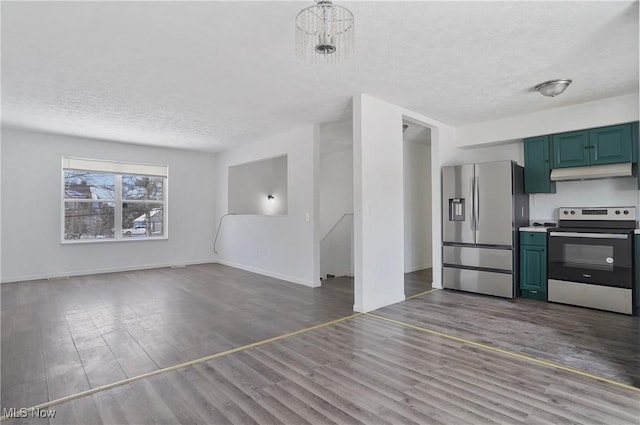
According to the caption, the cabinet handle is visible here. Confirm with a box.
[584,146,589,149]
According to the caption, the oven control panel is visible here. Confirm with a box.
[558,207,636,221]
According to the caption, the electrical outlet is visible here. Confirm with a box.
[305,213,311,222]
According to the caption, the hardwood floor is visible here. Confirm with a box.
[1,264,355,411]
[321,268,433,299]
[3,264,639,425]
[3,315,639,425]
[375,289,640,387]
[404,268,433,297]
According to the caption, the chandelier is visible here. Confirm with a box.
[295,0,354,64]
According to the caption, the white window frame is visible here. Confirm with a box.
[61,157,169,243]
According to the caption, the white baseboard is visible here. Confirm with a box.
[1,259,215,284]
[322,270,354,279]
[214,259,320,288]
[404,263,433,273]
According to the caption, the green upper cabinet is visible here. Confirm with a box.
[551,130,590,168]
[523,136,555,193]
[551,124,635,169]
[589,124,633,165]
[632,121,638,163]
[633,122,640,188]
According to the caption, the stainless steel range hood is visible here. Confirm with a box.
[550,163,633,181]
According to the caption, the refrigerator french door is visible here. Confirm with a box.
[442,161,528,298]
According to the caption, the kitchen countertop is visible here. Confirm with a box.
[521,227,640,234]
[519,226,551,233]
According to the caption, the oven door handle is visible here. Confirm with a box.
[549,232,629,239]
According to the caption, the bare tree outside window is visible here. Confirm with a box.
[63,171,115,239]
[121,176,164,238]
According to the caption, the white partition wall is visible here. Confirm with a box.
[353,95,406,312]
[213,125,320,287]
[353,94,456,312]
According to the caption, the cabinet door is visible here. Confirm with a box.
[634,122,640,189]
[524,136,555,193]
[636,235,640,314]
[552,130,590,168]
[589,124,632,165]
[631,121,638,163]
[520,245,546,294]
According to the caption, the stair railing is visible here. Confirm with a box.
[320,213,354,243]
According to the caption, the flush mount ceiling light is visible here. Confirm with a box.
[295,0,354,64]
[535,79,572,97]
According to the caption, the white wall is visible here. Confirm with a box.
[1,128,217,283]
[453,141,524,166]
[456,93,639,147]
[531,177,639,221]
[319,148,354,279]
[354,94,405,311]
[228,155,288,215]
[213,126,319,287]
[353,94,457,312]
[403,139,432,272]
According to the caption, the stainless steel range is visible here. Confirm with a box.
[548,207,636,315]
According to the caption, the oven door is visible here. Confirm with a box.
[548,230,632,288]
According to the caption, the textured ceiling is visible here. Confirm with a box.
[2,1,638,152]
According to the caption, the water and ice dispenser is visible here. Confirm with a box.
[449,198,465,221]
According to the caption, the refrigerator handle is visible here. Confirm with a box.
[470,176,476,231]
[475,175,480,230]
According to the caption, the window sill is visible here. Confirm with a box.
[61,236,169,244]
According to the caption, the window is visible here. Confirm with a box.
[62,157,168,242]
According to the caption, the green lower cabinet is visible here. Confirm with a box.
[520,231,547,301]
[633,235,640,316]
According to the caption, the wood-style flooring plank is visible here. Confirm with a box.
[6,263,639,425]
[100,328,158,377]
[44,362,90,401]
[49,394,103,425]
[25,314,638,425]
[374,289,640,386]
[77,346,127,388]
[2,264,430,409]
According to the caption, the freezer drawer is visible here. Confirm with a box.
[443,246,512,271]
[443,267,515,298]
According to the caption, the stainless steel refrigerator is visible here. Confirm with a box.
[442,160,529,298]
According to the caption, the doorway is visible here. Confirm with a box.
[402,119,433,296]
